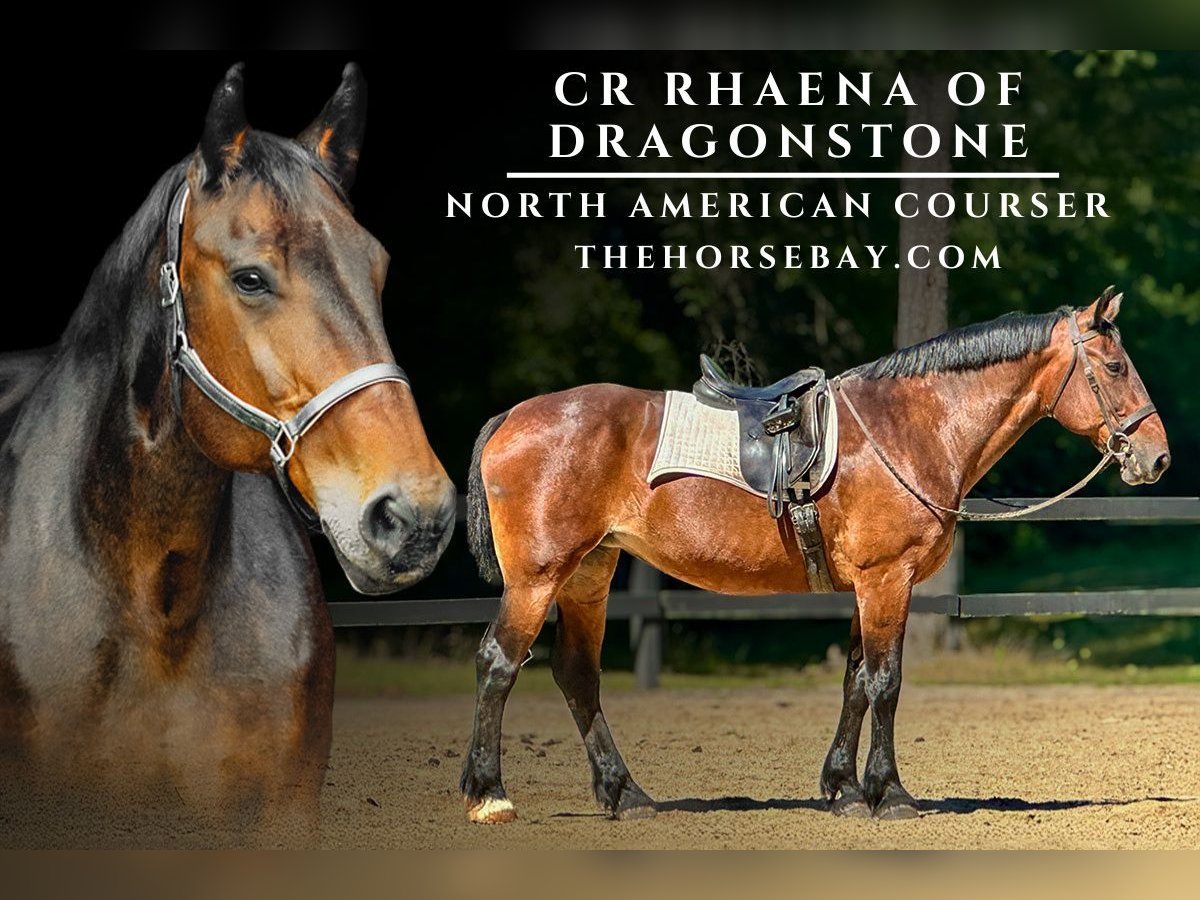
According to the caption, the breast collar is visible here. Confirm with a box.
[159,182,410,531]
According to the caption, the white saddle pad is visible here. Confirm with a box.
[647,389,838,499]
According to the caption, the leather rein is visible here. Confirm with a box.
[160,182,410,531]
[834,312,1157,522]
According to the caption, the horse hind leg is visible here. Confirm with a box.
[460,581,557,824]
[551,547,655,820]
[819,608,872,817]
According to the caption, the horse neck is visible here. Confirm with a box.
[50,167,231,631]
[946,356,1053,495]
[82,326,231,630]
[861,349,1059,504]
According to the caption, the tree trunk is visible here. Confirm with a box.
[897,73,954,348]
[896,73,964,657]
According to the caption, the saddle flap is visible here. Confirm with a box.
[732,376,828,498]
[786,388,824,485]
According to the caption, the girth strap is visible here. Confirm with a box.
[788,495,835,592]
[160,181,410,530]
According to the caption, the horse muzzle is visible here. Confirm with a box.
[1119,444,1171,486]
[323,478,457,594]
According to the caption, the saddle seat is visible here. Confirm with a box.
[695,354,823,404]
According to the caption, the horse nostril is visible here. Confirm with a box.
[1152,452,1171,476]
[361,487,416,558]
[377,495,416,533]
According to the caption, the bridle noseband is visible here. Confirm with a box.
[160,182,410,531]
[1044,312,1157,458]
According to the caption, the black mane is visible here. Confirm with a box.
[853,307,1074,380]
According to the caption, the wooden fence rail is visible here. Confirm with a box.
[330,496,1200,688]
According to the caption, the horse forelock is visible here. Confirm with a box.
[200,129,351,211]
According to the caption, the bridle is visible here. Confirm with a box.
[160,182,410,531]
[1044,311,1156,461]
[835,309,1157,522]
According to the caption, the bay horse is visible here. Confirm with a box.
[461,291,1169,823]
[0,64,455,838]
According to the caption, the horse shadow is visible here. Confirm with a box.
[547,796,826,819]
[654,796,827,814]
[552,794,1197,817]
[919,795,1194,815]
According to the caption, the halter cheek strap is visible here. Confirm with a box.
[160,182,410,531]
[1046,313,1157,455]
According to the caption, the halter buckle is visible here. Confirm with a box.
[171,327,189,359]
[1106,431,1131,459]
[160,261,180,308]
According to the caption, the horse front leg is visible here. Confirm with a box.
[820,608,871,816]
[856,571,920,820]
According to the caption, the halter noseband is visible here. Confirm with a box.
[1045,312,1156,458]
[160,182,410,531]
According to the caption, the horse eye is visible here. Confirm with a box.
[231,269,269,297]
[1105,361,1124,376]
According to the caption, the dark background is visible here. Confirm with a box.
[8,53,1196,669]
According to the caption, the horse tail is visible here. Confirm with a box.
[467,411,510,586]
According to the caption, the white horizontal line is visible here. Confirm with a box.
[507,171,1060,180]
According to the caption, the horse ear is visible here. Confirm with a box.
[1092,285,1124,328]
[299,62,367,191]
[197,62,248,190]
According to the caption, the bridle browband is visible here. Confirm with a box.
[835,308,1157,522]
[160,182,410,531]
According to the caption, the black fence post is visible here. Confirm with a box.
[628,559,663,689]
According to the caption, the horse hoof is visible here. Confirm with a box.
[466,796,517,824]
[873,796,920,821]
[615,802,657,821]
[830,794,872,818]
[612,786,658,821]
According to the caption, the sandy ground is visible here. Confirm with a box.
[320,684,1200,849]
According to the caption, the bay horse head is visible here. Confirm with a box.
[172,63,455,593]
[1046,287,1170,485]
